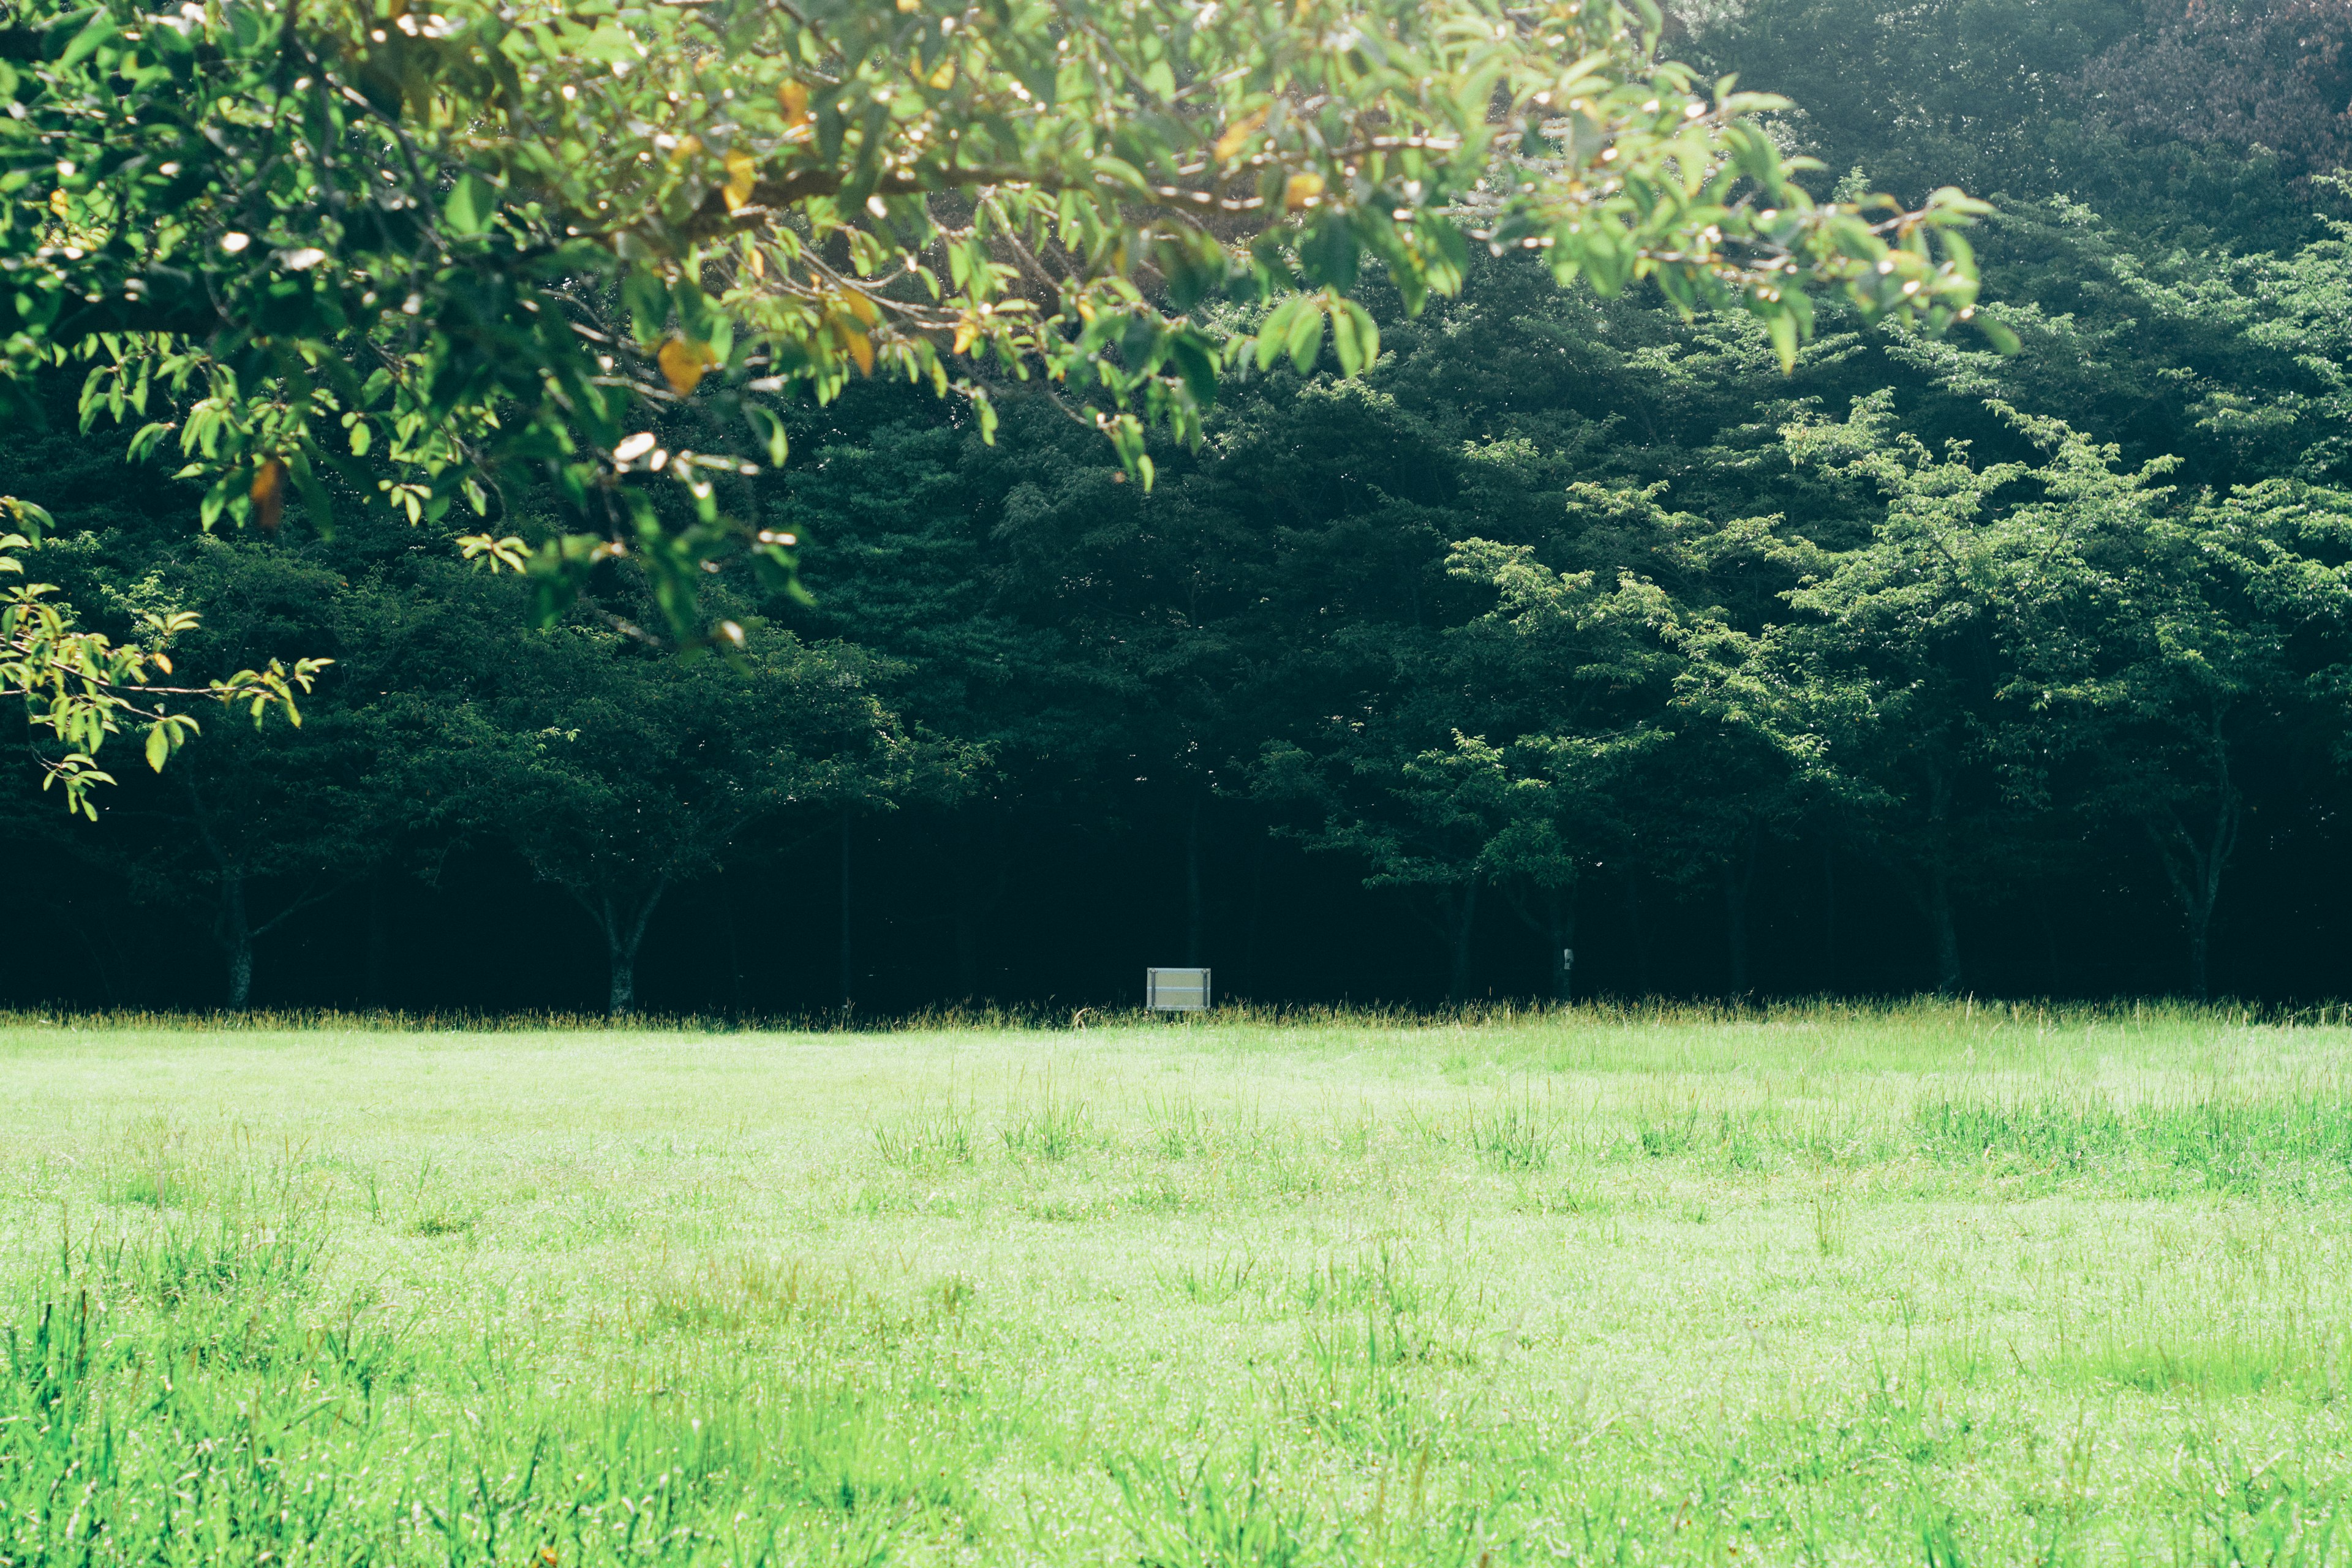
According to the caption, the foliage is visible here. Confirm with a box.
[0,494,321,817]
[7,0,1993,650]
[7,0,2352,1008]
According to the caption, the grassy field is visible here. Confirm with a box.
[6,1003,2352,1566]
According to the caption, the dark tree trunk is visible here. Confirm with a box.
[2188,915,2211,1003]
[1184,788,1205,967]
[2150,778,2240,1005]
[1624,875,1648,996]
[364,870,391,1009]
[598,879,668,1019]
[1820,845,1837,993]
[1550,883,1578,1005]
[1928,867,1962,997]
[724,884,744,1020]
[1908,764,1961,997]
[946,813,1013,1002]
[607,932,636,1018]
[221,872,254,1011]
[1445,878,1481,1003]
[1241,828,1266,1000]
[1722,847,1754,998]
[838,806,854,1011]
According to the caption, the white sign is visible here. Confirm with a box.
[1147,967,1211,1011]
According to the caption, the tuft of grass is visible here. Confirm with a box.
[875,1105,976,1170]
[1812,1180,1851,1257]
[999,1074,1094,1162]
[1156,1250,1261,1306]
[140,1207,328,1306]
[1468,1096,1556,1171]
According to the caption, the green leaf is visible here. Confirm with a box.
[1284,298,1325,373]
[745,404,789,467]
[622,268,670,344]
[144,722,169,774]
[7,497,55,540]
[1330,306,1363,377]
[55,10,113,70]
[445,172,496,236]
[1333,301,1379,378]
[1168,336,1218,407]
[127,421,173,463]
[1768,311,1798,374]
[1254,297,1303,372]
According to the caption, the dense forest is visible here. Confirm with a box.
[7,0,2351,1012]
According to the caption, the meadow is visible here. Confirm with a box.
[6,1002,2352,1566]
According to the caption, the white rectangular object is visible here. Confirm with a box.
[1147,967,1211,1011]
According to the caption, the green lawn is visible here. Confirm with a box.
[6,1004,2352,1565]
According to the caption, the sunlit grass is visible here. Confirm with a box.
[6,1001,2352,1563]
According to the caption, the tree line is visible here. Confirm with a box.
[4,0,2350,1012]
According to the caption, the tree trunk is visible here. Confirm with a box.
[602,879,668,1019]
[2184,788,2238,1004]
[1242,829,1266,1000]
[2147,779,2242,1005]
[1445,878,1481,1003]
[944,813,1019,1003]
[364,870,390,1009]
[607,927,636,1018]
[2188,906,2212,1003]
[1549,883,1578,1005]
[1184,788,1204,967]
[1915,764,1962,997]
[724,883,744,1021]
[1927,866,1961,997]
[221,872,254,1011]
[1623,875,1646,996]
[1820,845,1837,993]
[1722,850,1752,998]
[838,806,854,1011]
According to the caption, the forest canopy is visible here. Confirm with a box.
[4,0,2350,1012]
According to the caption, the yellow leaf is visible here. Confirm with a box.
[952,319,979,355]
[778,80,811,125]
[723,148,758,211]
[842,289,880,327]
[658,337,712,395]
[745,243,765,279]
[927,58,956,89]
[48,189,68,219]
[249,458,285,532]
[1283,171,1324,211]
[669,134,703,165]
[1213,107,1267,162]
[840,324,874,377]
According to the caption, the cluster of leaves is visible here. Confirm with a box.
[0,495,320,815]
[3,0,1997,655]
